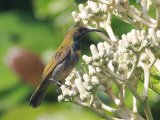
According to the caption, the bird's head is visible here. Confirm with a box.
[64,25,105,50]
[74,26,104,39]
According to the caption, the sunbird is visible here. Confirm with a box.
[29,25,104,108]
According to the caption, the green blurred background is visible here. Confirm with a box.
[0,0,160,120]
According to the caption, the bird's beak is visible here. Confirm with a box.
[86,29,105,34]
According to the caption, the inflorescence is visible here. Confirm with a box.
[58,0,160,119]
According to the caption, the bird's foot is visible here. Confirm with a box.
[65,84,72,90]
[49,78,63,86]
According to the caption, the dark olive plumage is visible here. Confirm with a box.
[29,26,104,108]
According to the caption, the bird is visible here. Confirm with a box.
[29,25,104,108]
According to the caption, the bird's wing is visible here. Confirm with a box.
[42,45,71,79]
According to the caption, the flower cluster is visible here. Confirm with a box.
[58,42,115,103]
[58,0,160,119]
[72,1,109,26]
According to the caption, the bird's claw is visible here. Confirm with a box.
[65,84,72,90]
[49,78,63,86]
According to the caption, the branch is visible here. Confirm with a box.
[74,100,123,120]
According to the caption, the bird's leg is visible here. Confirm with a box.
[49,78,63,86]
[49,77,71,89]
[49,78,62,93]
[65,84,72,90]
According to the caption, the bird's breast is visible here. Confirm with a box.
[51,50,80,82]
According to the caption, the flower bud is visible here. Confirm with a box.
[88,65,96,75]
[58,95,64,102]
[131,29,140,47]
[82,55,93,64]
[87,1,98,12]
[80,92,90,102]
[96,67,101,73]
[140,53,149,63]
[75,78,89,101]
[79,4,85,12]
[91,76,99,86]
[149,28,158,43]
[83,74,90,82]
[63,91,69,97]
[118,64,127,74]
[86,86,94,91]
[72,11,78,19]
[65,80,72,86]
[97,42,106,58]
[90,44,100,60]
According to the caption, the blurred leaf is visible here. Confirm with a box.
[0,84,31,112]
[74,0,87,4]
[0,11,62,116]
[33,0,75,20]
[0,11,60,91]
[149,67,160,95]
[1,103,100,120]
[0,11,63,52]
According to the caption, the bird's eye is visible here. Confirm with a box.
[79,28,84,33]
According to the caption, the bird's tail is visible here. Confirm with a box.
[29,80,50,108]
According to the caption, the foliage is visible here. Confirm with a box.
[0,0,160,120]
